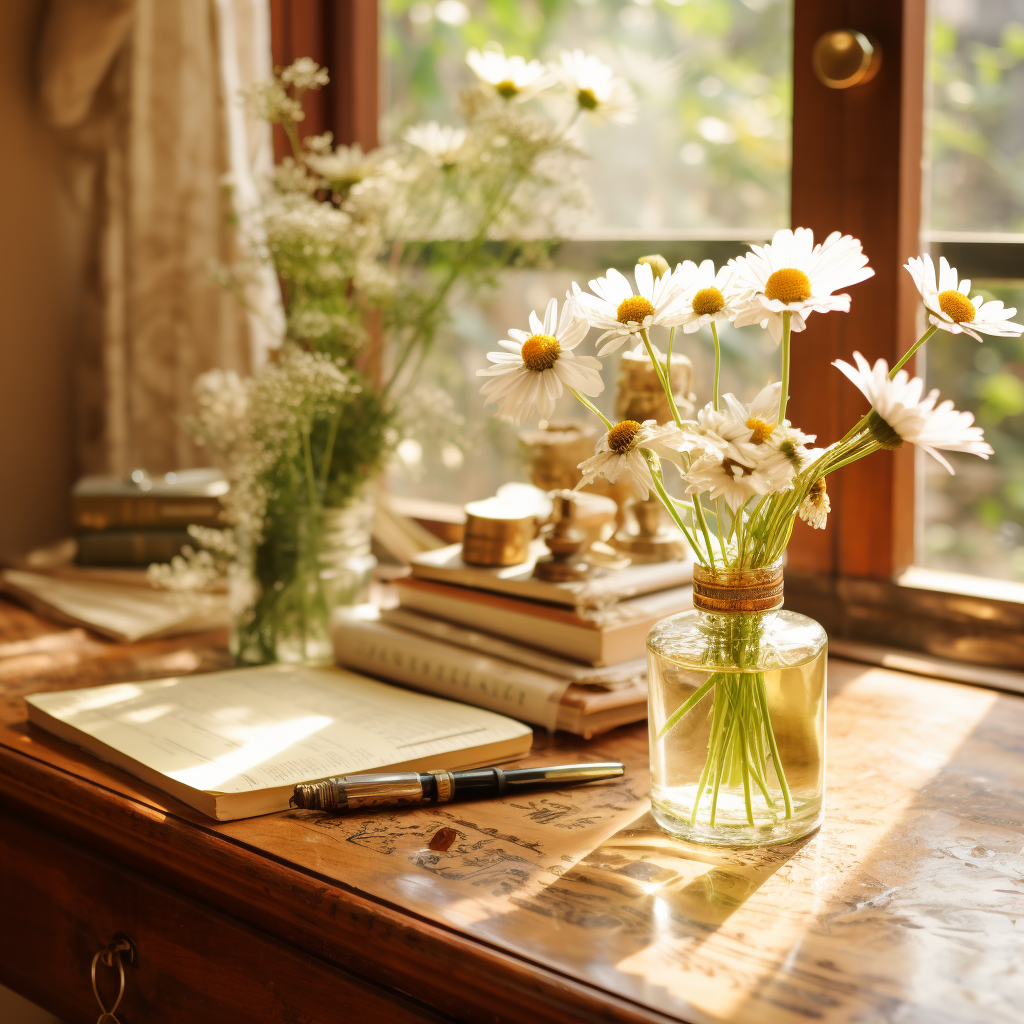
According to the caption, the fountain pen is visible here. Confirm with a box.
[291,761,625,813]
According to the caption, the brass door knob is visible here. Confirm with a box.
[812,30,881,89]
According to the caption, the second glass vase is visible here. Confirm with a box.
[230,494,376,666]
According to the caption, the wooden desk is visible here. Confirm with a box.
[0,596,1022,1023]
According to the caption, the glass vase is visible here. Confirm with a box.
[647,561,827,847]
[230,493,376,665]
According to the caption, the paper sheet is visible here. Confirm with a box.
[1,569,230,642]
[26,665,531,795]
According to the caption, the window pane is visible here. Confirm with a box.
[928,0,1024,233]
[920,2,1024,580]
[921,280,1024,579]
[384,0,792,233]
[382,1,792,505]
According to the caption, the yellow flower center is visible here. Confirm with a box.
[764,268,812,304]
[520,334,560,371]
[692,286,726,317]
[607,419,642,453]
[809,477,827,502]
[937,289,976,324]
[638,254,670,280]
[746,417,774,445]
[577,88,599,110]
[496,79,519,99]
[616,295,656,325]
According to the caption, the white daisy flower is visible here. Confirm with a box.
[798,477,830,530]
[684,447,791,512]
[671,259,745,334]
[833,351,993,474]
[577,420,656,499]
[730,228,874,344]
[466,44,553,101]
[549,50,637,124]
[403,121,466,166]
[904,254,1023,341]
[572,262,689,356]
[478,298,603,425]
[693,383,811,468]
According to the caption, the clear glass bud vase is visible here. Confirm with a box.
[230,493,376,666]
[647,561,827,847]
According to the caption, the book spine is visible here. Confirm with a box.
[72,495,224,531]
[332,619,570,730]
[75,529,192,566]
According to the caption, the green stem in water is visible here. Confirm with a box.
[890,324,938,379]
[568,387,613,430]
[710,321,722,412]
[658,672,718,738]
[778,310,792,425]
[754,677,792,818]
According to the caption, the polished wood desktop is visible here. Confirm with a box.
[0,596,1021,1023]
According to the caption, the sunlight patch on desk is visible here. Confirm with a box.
[608,666,997,1022]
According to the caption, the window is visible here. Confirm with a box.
[382,0,794,504]
[920,0,1024,581]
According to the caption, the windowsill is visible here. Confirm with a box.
[897,565,1024,605]
[786,568,1024,674]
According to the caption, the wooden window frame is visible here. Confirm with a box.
[275,0,1024,671]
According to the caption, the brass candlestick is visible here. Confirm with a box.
[533,491,593,582]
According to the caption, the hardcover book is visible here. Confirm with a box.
[394,575,693,666]
[410,540,694,610]
[332,609,649,736]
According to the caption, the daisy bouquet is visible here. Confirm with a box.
[479,229,1021,837]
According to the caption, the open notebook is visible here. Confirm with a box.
[25,665,533,821]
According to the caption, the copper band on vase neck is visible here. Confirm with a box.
[691,563,784,613]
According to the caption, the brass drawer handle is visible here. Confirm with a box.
[91,934,137,1024]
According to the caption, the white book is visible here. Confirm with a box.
[332,609,649,737]
[379,607,647,689]
[25,664,533,821]
[411,540,694,610]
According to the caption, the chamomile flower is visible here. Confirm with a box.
[798,477,830,530]
[833,351,993,473]
[466,44,553,101]
[478,298,603,425]
[684,447,791,512]
[730,228,874,344]
[577,420,656,498]
[904,254,1023,341]
[550,50,637,124]
[671,259,744,334]
[572,262,689,356]
[403,121,466,166]
[694,383,811,467]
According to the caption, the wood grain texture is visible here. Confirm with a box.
[788,0,925,578]
[0,598,1023,1023]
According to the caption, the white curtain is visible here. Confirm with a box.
[39,0,282,478]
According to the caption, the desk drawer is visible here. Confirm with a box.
[0,810,449,1024]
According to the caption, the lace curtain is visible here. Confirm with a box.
[39,0,282,478]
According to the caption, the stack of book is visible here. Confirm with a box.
[332,540,694,738]
[72,469,227,566]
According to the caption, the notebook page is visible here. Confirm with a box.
[26,665,531,796]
